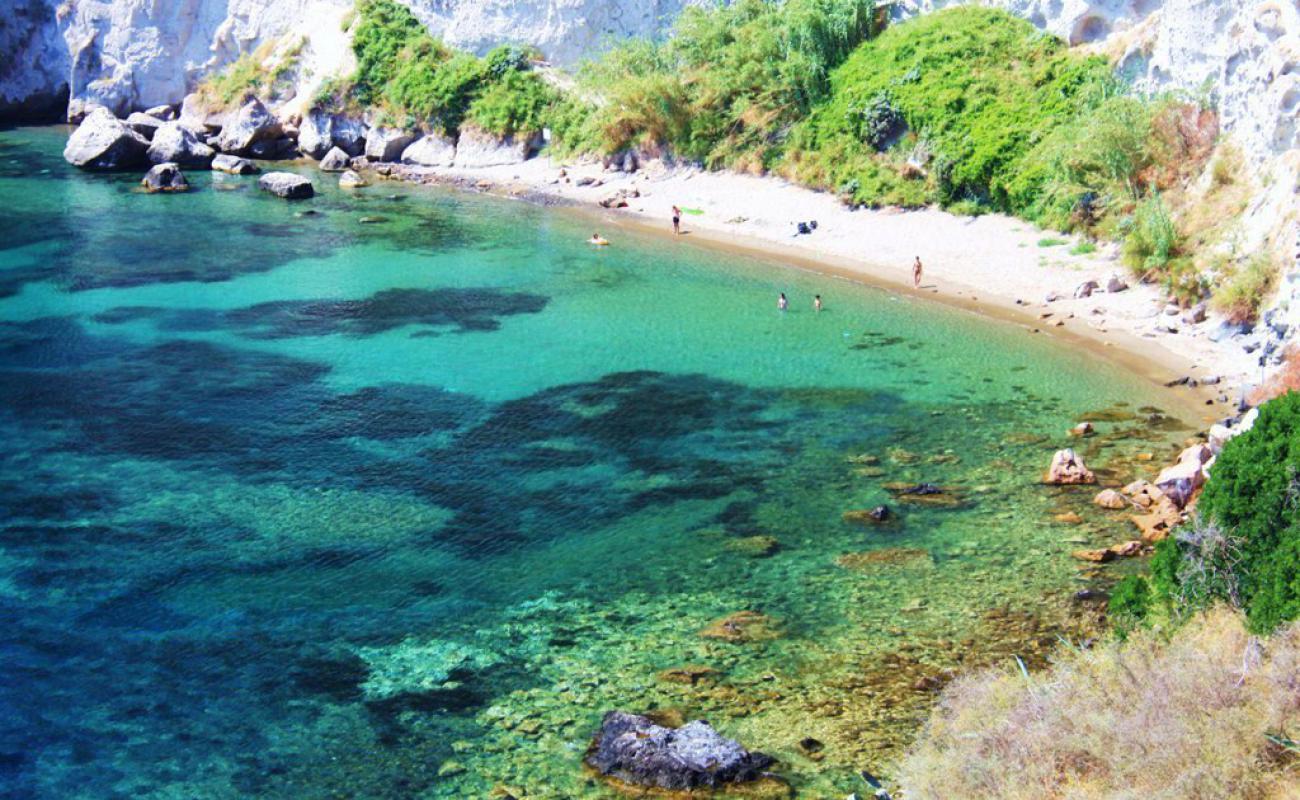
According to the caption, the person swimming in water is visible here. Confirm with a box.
[814,294,823,312]
[778,292,789,311]
[589,232,609,246]
[672,205,682,235]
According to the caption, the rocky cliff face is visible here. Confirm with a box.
[2,0,710,118]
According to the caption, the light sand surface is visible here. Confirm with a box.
[382,155,1259,422]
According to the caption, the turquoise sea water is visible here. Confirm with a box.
[0,126,1193,798]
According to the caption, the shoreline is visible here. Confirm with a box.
[370,156,1249,425]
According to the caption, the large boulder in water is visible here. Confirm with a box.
[141,162,189,193]
[212,154,259,175]
[64,107,150,171]
[365,127,417,162]
[258,172,314,199]
[147,122,215,167]
[125,112,165,140]
[298,109,335,159]
[453,125,538,168]
[585,711,775,791]
[1044,449,1096,485]
[319,147,352,172]
[401,133,456,167]
[216,97,282,155]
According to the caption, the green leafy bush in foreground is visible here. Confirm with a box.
[1153,392,1300,633]
[341,0,550,135]
[787,7,1117,213]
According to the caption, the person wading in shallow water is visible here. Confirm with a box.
[912,256,923,289]
[814,294,823,312]
[672,205,682,235]
[778,292,789,311]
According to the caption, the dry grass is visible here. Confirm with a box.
[897,607,1300,799]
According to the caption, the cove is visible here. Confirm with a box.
[0,126,1194,798]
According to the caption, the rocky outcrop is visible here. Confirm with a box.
[179,93,227,134]
[401,133,457,166]
[297,109,335,159]
[125,112,164,139]
[0,0,67,120]
[454,126,539,168]
[319,146,352,172]
[63,108,150,170]
[147,122,215,167]
[258,171,314,199]
[216,97,282,155]
[1044,448,1096,485]
[212,154,260,174]
[141,162,189,193]
[585,711,775,791]
[364,127,417,162]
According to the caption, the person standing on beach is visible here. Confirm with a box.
[912,257,923,289]
[814,295,823,312]
[778,292,789,311]
[672,205,682,235]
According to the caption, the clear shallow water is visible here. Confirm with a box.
[0,126,1193,798]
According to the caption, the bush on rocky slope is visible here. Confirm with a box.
[898,606,1300,799]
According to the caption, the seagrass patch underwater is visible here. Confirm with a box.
[0,126,1194,798]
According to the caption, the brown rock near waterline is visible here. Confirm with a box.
[724,535,780,558]
[1044,449,1096,485]
[836,548,931,571]
[656,665,720,686]
[1094,489,1128,509]
[1072,548,1115,563]
[1053,511,1085,525]
[698,611,780,643]
[1070,422,1095,437]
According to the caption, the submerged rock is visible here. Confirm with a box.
[339,169,367,189]
[586,711,775,791]
[140,162,189,193]
[258,172,314,199]
[211,153,259,175]
[698,610,780,643]
[842,505,893,525]
[63,107,150,170]
[724,535,780,558]
[837,548,931,570]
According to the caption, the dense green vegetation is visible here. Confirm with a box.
[197,38,304,109]
[327,0,553,136]
[318,1,1245,306]
[571,0,879,168]
[1123,393,1300,633]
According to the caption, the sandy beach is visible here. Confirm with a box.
[378,154,1258,422]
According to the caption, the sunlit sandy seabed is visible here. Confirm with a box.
[0,127,1193,798]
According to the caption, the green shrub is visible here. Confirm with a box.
[197,39,302,109]
[1196,392,1300,632]
[344,0,548,134]
[466,69,555,137]
[583,0,878,164]
[791,7,1116,216]
[1037,237,1066,247]
[1070,241,1097,255]
[1122,193,1182,277]
[1107,575,1151,634]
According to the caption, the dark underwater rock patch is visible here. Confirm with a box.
[94,287,550,340]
